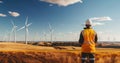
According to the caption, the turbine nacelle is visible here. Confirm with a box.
[17,23,32,31]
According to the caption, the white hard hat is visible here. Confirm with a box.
[85,19,92,26]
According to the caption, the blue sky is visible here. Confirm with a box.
[0,0,120,41]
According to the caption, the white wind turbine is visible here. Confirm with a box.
[17,17,32,44]
[43,32,47,41]
[48,23,54,43]
[11,20,17,43]
[3,32,7,42]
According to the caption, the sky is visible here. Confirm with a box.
[0,0,120,41]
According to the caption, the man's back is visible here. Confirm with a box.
[81,28,97,53]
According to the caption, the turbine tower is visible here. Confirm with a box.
[18,17,32,44]
[43,32,47,41]
[48,23,54,43]
[11,20,17,43]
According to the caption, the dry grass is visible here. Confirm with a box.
[0,42,120,63]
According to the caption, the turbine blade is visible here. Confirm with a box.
[14,26,17,32]
[27,23,32,27]
[11,27,14,32]
[25,16,28,25]
[17,26,25,31]
[48,23,52,30]
[11,20,15,26]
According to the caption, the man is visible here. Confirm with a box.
[79,19,98,63]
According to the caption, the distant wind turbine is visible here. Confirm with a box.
[48,23,54,43]
[3,32,7,42]
[8,32,11,42]
[17,17,32,44]
[11,20,17,43]
[43,32,47,41]
[3,31,9,42]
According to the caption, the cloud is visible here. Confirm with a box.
[0,13,7,17]
[8,11,20,17]
[40,0,83,6]
[90,16,112,21]
[92,22,105,26]
[85,16,112,26]
[0,1,3,3]
[82,21,105,26]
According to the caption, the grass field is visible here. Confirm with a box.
[0,42,120,63]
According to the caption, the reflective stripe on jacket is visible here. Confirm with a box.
[79,28,97,53]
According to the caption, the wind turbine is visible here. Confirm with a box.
[17,17,32,44]
[48,23,54,43]
[8,32,11,42]
[43,32,47,41]
[3,31,9,42]
[3,32,7,42]
[11,20,17,43]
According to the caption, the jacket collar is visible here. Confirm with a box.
[84,27,92,29]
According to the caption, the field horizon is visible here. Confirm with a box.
[0,42,119,63]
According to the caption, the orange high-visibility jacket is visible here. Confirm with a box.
[79,28,98,53]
